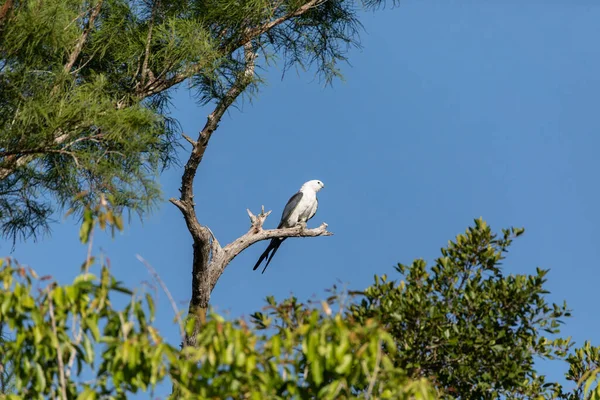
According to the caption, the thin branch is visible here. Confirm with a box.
[181,133,197,147]
[220,222,331,260]
[85,225,94,273]
[136,254,185,341]
[170,40,260,352]
[48,296,68,400]
[140,0,160,86]
[0,147,78,158]
[208,207,332,291]
[0,130,74,181]
[136,0,320,99]
[65,314,83,380]
[365,339,383,399]
[0,0,14,29]
[64,0,104,73]
[63,6,92,31]
[0,154,31,181]
[205,226,222,261]
[226,0,327,51]
[170,41,257,244]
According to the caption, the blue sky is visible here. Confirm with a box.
[4,0,600,395]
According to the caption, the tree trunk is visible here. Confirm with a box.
[183,241,211,348]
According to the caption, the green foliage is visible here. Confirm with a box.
[550,342,600,400]
[580,368,600,400]
[0,259,165,399]
[0,324,15,394]
[0,0,392,243]
[0,206,434,398]
[351,218,573,398]
[0,1,173,243]
[3,217,598,399]
[73,194,124,244]
[0,260,434,399]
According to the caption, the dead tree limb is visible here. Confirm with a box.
[208,208,332,292]
[169,41,257,348]
[170,39,333,350]
[170,202,332,349]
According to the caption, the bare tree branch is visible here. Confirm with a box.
[0,132,103,179]
[140,0,160,87]
[365,339,383,399]
[64,0,104,74]
[0,0,14,29]
[0,128,75,180]
[231,0,327,50]
[169,41,257,349]
[48,295,68,400]
[169,40,257,242]
[0,154,32,180]
[65,314,83,380]
[208,207,332,291]
[136,254,185,341]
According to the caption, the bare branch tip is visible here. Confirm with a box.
[182,133,197,146]
[170,198,187,213]
[247,208,259,226]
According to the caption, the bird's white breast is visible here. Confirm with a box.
[288,190,317,225]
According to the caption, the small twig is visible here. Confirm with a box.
[207,207,332,291]
[65,314,83,379]
[226,0,328,51]
[62,133,104,150]
[246,207,271,228]
[136,255,185,341]
[84,226,94,274]
[48,295,68,400]
[205,226,222,261]
[365,339,383,399]
[181,133,197,146]
[64,0,104,73]
[140,0,160,86]
[63,6,91,31]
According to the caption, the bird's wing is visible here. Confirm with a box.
[278,191,303,228]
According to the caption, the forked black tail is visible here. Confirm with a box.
[253,238,286,274]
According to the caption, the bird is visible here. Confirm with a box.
[253,179,325,274]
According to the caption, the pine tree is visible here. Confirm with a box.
[0,0,376,243]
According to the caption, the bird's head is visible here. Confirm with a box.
[301,179,325,192]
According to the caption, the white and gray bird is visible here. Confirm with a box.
[253,179,325,274]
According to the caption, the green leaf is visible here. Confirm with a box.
[311,359,324,386]
[76,388,98,400]
[79,208,94,244]
[34,363,46,392]
[145,293,155,320]
[334,354,352,375]
[83,334,95,364]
